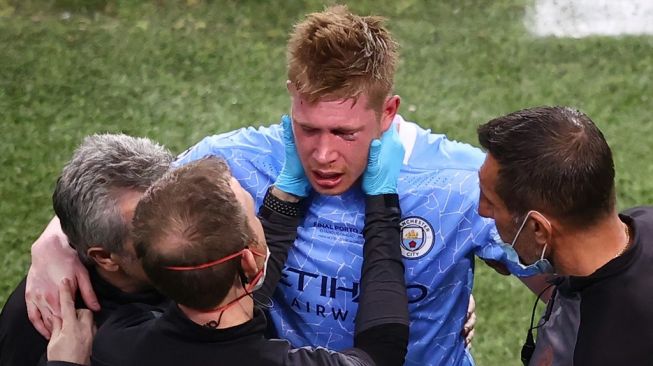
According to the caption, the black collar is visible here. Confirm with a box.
[155,302,268,343]
[566,214,639,292]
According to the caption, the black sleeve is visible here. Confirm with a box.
[284,344,374,366]
[253,187,306,302]
[353,194,410,366]
[90,303,162,366]
[0,276,49,366]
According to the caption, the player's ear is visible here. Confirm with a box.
[529,212,553,247]
[380,95,400,132]
[240,249,259,281]
[286,80,297,95]
[88,247,120,272]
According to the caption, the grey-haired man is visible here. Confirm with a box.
[0,134,173,366]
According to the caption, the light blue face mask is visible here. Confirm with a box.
[499,210,554,276]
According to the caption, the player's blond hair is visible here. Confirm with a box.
[287,5,398,112]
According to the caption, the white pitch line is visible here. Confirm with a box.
[526,0,653,38]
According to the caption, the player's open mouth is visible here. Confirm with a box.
[312,171,344,189]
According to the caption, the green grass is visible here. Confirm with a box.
[1,1,652,365]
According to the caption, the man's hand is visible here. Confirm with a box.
[362,125,405,195]
[26,217,99,339]
[274,115,311,198]
[462,294,477,348]
[47,279,96,365]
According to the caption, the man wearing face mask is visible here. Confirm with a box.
[477,106,653,366]
[88,125,409,366]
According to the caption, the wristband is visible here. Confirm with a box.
[261,186,305,218]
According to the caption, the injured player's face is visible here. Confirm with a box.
[289,92,394,196]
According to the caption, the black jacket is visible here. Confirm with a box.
[0,269,166,366]
[529,207,653,366]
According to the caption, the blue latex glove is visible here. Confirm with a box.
[362,124,405,195]
[274,115,311,198]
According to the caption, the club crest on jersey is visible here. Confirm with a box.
[400,216,434,259]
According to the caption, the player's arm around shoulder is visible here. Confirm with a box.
[174,120,284,168]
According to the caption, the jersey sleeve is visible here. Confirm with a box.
[173,123,285,206]
[423,136,548,278]
[420,136,549,278]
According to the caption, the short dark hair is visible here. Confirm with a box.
[53,134,173,264]
[133,157,255,310]
[477,106,615,226]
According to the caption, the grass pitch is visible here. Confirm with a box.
[1,1,652,364]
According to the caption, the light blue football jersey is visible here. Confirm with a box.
[174,115,529,366]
